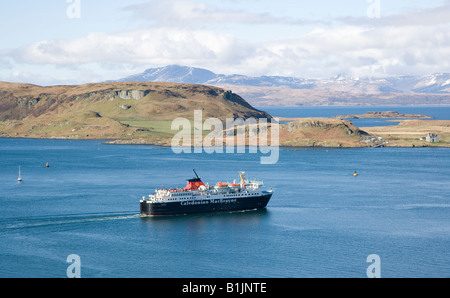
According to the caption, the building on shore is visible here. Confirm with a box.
[425,133,439,143]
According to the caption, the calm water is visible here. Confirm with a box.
[0,106,449,278]
[263,105,450,127]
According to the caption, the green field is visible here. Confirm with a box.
[120,120,214,138]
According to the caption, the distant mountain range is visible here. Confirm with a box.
[108,65,450,106]
[110,65,450,94]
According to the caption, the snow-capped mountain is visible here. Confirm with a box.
[411,73,450,94]
[109,65,450,94]
[111,65,314,89]
[112,65,217,85]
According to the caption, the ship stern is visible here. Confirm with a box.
[140,200,150,217]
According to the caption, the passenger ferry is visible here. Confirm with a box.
[140,170,273,217]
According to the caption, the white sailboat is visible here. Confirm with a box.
[18,166,22,182]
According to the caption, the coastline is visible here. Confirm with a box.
[2,125,449,149]
[1,111,449,149]
[2,136,449,148]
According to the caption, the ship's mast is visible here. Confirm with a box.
[193,169,200,179]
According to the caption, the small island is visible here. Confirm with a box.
[333,111,433,120]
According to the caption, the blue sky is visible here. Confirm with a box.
[1,0,449,85]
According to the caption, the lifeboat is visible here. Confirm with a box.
[229,183,241,190]
[215,182,229,193]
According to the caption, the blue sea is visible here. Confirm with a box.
[264,105,450,127]
[0,106,449,278]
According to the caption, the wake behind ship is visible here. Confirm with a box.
[140,170,273,217]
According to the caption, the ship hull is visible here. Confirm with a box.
[140,193,272,217]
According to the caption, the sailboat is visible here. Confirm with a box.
[18,166,22,182]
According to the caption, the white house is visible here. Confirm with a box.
[425,133,439,143]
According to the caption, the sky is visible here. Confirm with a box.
[0,0,449,85]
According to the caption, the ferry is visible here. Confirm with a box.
[140,170,273,217]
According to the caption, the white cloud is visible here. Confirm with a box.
[236,24,450,78]
[124,0,281,26]
[10,27,254,68]
[2,1,449,84]
[6,22,450,82]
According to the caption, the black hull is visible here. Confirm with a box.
[140,193,272,217]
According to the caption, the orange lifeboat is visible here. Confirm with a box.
[229,183,240,190]
[215,182,229,192]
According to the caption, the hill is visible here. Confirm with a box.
[278,118,369,147]
[214,117,371,148]
[0,81,270,143]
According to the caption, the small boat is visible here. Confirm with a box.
[18,166,22,182]
[354,171,358,177]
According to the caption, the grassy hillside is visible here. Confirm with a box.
[0,81,271,143]
[278,118,369,147]
[362,120,450,147]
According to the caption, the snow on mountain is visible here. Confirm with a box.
[113,65,217,85]
[109,65,450,94]
[412,73,450,93]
